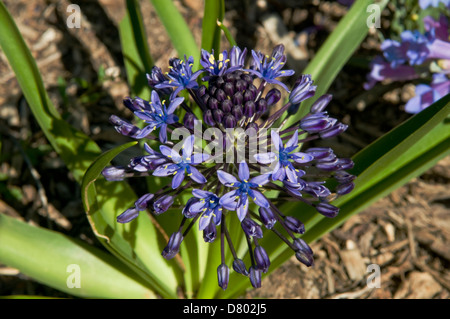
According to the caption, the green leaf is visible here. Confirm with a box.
[119,0,154,98]
[0,1,99,183]
[283,0,389,127]
[0,214,156,299]
[81,141,183,299]
[149,0,199,64]
[201,0,225,55]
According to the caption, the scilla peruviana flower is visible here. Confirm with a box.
[102,44,355,290]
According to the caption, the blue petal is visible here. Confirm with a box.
[271,130,282,152]
[238,161,250,181]
[236,196,249,221]
[167,96,184,114]
[219,190,238,210]
[249,174,271,187]
[254,152,276,164]
[290,152,314,163]
[198,212,213,231]
[191,153,209,164]
[187,165,207,184]
[249,189,269,208]
[192,189,215,199]
[172,170,185,189]
[217,170,239,187]
[285,130,299,149]
[182,135,195,158]
[153,163,179,176]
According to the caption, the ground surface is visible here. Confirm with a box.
[0,0,449,299]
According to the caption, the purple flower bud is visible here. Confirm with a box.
[147,67,173,96]
[209,84,217,97]
[231,105,243,121]
[244,101,256,118]
[246,122,259,135]
[284,216,305,234]
[305,147,333,160]
[258,207,276,229]
[265,88,282,106]
[303,182,331,198]
[315,202,339,218]
[316,158,354,171]
[221,99,233,113]
[293,238,314,267]
[183,112,196,130]
[223,82,234,97]
[299,113,334,133]
[289,74,317,104]
[310,94,332,113]
[117,207,139,223]
[235,79,247,92]
[224,72,236,83]
[232,259,248,276]
[244,89,256,102]
[256,98,268,114]
[162,231,183,259]
[135,193,155,211]
[203,221,217,243]
[249,266,262,288]
[197,85,207,97]
[240,73,253,85]
[215,76,225,87]
[334,171,356,183]
[110,115,141,138]
[182,197,200,218]
[153,195,174,215]
[201,93,210,107]
[204,109,216,126]
[215,88,227,102]
[315,159,342,171]
[336,182,355,195]
[232,92,244,105]
[223,114,237,128]
[213,109,224,124]
[319,123,348,139]
[102,166,126,181]
[254,246,270,273]
[337,158,354,171]
[217,263,230,290]
[208,97,219,110]
[241,217,263,238]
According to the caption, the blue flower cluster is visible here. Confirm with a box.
[102,44,355,290]
[365,14,450,113]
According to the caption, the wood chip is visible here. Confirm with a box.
[393,271,441,299]
[340,240,367,281]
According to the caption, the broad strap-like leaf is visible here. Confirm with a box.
[119,0,154,98]
[0,213,156,299]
